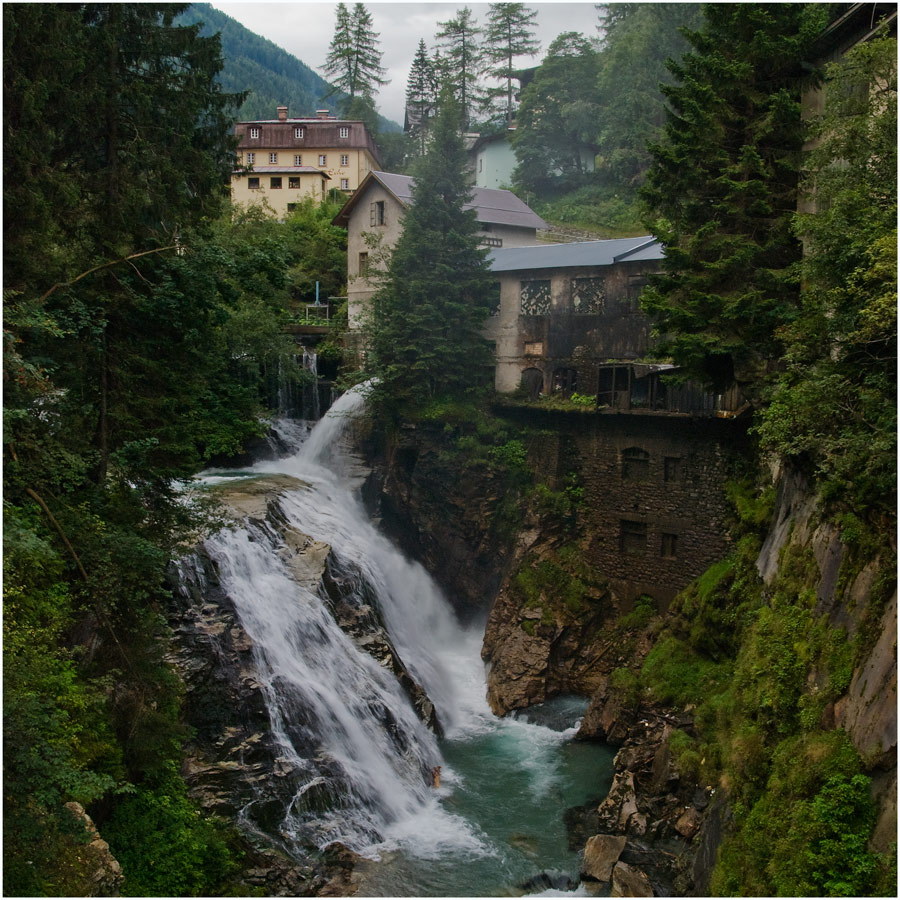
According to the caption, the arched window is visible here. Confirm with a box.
[622,446,649,480]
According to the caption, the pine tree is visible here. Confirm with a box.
[321,2,388,110]
[640,4,828,398]
[435,6,483,130]
[371,93,493,414]
[405,38,438,153]
[483,2,539,125]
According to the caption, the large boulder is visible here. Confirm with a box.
[581,834,627,881]
[611,861,654,897]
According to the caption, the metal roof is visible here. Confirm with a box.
[333,171,547,230]
[488,237,663,272]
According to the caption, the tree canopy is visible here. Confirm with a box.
[483,2,540,125]
[640,3,829,396]
[370,94,493,414]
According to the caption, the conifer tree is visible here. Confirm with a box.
[640,4,828,397]
[512,32,600,195]
[321,2,388,111]
[483,2,540,125]
[435,6,483,130]
[405,38,438,153]
[370,93,493,413]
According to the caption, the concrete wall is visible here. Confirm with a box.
[231,171,328,218]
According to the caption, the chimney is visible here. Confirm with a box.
[277,105,288,121]
[316,109,330,119]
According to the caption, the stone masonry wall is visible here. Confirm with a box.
[523,411,747,606]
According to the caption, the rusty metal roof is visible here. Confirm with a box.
[332,171,547,231]
[488,237,663,272]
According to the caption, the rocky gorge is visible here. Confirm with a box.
[152,398,896,897]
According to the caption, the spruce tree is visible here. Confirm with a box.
[405,38,438,154]
[370,93,493,414]
[435,6,483,130]
[321,2,388,110]
[483,2,540,125]
[640,4,828,397]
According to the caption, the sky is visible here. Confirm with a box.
[214,2,604,124]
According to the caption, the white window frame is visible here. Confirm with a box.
[246,152,255,165]
[294,126,304,138]
[269,152,278,164]
[340,178,349,190]
[340,154,349,166]
[294,154,302,166]
[339,126,349,138]
[318,154,327,166]
[249,127,260,139]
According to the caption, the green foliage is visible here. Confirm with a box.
[482,3,540,125]
[618,594,657,630]
[714,733,881,897]
[105,769,241,897]
[511,549,602,619]
[641,4,829,394]
[512,32,600,195]
[370,94,494,415]
[435,6,484,130]
[532,184,646,236]
[609,667,640,707]
[756,35,897,516]
[320,2,388,109]
[594,4,702,190]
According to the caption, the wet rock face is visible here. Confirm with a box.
[166,479,441,889]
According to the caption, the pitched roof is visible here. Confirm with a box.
[332,171,548,231]
[487,237,663,272]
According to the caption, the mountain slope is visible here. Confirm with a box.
[179,4,401,131]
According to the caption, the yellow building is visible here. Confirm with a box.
[231,105,382,217]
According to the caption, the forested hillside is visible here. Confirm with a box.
[177,3,401,130]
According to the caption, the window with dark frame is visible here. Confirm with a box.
[622,447,650,480]
[620,520,647,557]
[370,200,386,226]
[664,457,682,482]
[270,176,282,189]
[358,252,369,276]
[288,176,300,189]
[247,176,260,189]
[661,533,678,558]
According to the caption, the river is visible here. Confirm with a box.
[198,386,613,896]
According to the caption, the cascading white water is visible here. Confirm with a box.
[197,383,614,891]
[199,381,492,856]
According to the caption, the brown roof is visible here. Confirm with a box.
[235,120,381,165]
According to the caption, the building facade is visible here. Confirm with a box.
[333,170,548,329]
[231,106,382,217]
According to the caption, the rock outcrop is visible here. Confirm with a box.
[62,802,124,897]
[166,476,439,893]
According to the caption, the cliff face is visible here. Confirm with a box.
[372,414,896,894]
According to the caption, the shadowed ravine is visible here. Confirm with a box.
[193,386,614,895]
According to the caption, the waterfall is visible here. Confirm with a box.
[301,348,320,421]
[195,382,492,858]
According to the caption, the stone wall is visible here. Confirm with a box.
[517,410,747,606]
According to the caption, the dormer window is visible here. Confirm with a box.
[294,127,304,138]
[249,127,260,139]
[339,126,349,138]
